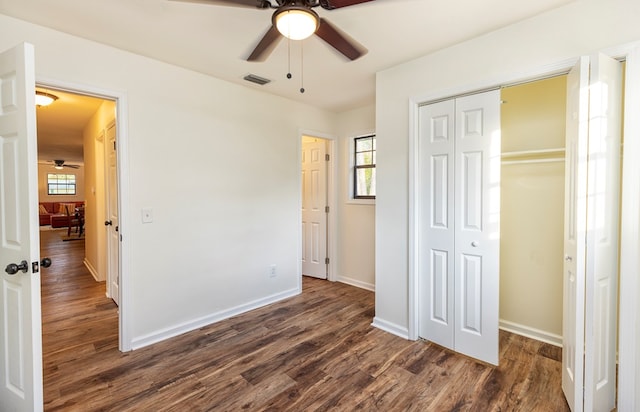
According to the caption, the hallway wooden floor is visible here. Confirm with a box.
[40,229,570,411]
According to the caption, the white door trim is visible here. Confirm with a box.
[618,44,640,412]
[297,129,337,286]
[35,77,132,352]
[408,41,640,408]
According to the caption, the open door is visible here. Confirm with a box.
[0,43,43,412]
[562,53,622,412]
[105,121,120,304]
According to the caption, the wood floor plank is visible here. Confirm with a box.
[40,229,571,411]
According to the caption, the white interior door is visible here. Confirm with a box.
[105,121,120,305]
[418,90,501,365]
[583,53,621,412]
[562,53,622,412]
[453,90,501,365]
[0,43,43,412]
[418,99,455,349]
[301,138,327,279]
[562,56,589,412]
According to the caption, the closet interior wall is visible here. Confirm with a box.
[499,75,567,345]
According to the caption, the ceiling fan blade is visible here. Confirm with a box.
[315,18,367,61]
[169,0,270,9]
[64,164,81,169]
[247,25,282,61]
[319,0,374,10]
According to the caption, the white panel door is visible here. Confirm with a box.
[418,99,455,349]
[562,54,622,412]
[418,90,500,366]
[301,139,327,279]
[105,121,119,304]
[562,56,590,412]
[584,53,621,412]
[453,90,501,366]
[0,43,43,412]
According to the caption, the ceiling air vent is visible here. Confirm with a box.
[243,74,271,86]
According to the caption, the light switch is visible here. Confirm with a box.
[142,208,153,223]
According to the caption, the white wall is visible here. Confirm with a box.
[335,104,376,290]
[0,13,339,346]
[375,0,640,336]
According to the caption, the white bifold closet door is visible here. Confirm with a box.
[418,90,501,365]
[562,53,622,412]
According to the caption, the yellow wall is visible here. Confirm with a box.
[500,75,566,343]
[83,100,115,282]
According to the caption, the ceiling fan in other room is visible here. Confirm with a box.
[173,0,373,62]
[50,160,80,170]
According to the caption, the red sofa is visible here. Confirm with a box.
[39,201,84,227]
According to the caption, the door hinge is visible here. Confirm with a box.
[325,206,330,213]
[325,154,330,161]
[325,257,330,265]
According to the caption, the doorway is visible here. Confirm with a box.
[301,134,335,281]
[35,85,121,343]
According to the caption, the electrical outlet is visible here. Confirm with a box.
[269,264,277,278]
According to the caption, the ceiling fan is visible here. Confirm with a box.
[174,0,373,62]
[50,160,80,170]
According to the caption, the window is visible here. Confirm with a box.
[354,135,376,199]
[47,173,76,195]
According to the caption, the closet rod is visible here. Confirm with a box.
[501,148,565,158]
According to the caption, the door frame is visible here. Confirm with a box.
[36,76,132,352]
[408,41,640,407]
[297,129,337,288]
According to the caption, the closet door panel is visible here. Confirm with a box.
[418,99,456,348]
[454,90,501,366]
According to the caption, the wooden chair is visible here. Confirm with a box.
[65,206,84,237]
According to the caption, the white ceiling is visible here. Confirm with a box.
[3,0,576,163]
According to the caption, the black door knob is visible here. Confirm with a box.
[5,260,28,275]
[41,257,52,268]
[105,220,113,226]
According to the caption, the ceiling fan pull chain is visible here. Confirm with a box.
[286,36,292,79]
[300,40,305,94]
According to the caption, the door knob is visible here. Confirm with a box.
[105,220,113,226]
[41,257,52,268]
[5,260,28,275]
[471,241,479,247]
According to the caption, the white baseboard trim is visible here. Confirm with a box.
[131,287,301,350]
[336,276,375,292]
[499,319,562,347]
[371,316,409,340]
[83,258,103,282]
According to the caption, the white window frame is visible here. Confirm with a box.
[47,172,77,195]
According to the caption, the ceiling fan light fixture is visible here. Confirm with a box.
[35,91,58,107]
[273,6,319,40]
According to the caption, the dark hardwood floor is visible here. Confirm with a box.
[40,228,570,411]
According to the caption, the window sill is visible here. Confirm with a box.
[346,198,375,206]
